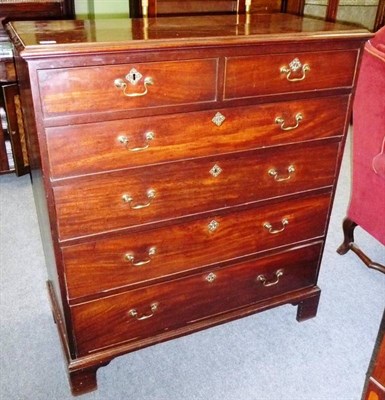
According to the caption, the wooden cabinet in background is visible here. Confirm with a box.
[0,0,74,20]
[0,38,25,175]
[0,0,74,176]
[1,83,29,176]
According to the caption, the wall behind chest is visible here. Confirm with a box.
[74,0,129,18]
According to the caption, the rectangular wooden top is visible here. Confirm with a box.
[6,13,372,58]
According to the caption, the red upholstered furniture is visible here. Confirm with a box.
[337,26,385,273]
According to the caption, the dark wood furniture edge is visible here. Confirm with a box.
[337,217,385,274]
[47,280,320,395]
[362,308,385,400]
[1,84,29,176]
[364,378,385,400]
[285,0,305,15]
[374,0,385,32]
[325,0,340,22]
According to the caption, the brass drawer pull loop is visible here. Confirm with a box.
[124,246,157,266]
[280,58,310,82]
[275,113,303,131]
[268,165,295,181]
[122,189,156,209]
[129,302,159,321]
[118,131,154,152]
[114,76,154,97]
[257,269,284,287]
[263,218,289,234]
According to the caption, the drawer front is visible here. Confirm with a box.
[46,96,348,179]
[54,141,339,240]
[224,50,358,99]
[71,243,322,355]
[38,59,218,118]
[64,193,331,299]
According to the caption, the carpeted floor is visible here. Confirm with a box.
[1,133,384,400]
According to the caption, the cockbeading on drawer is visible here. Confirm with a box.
[38,58,218,118]
[63,192,332,299]
[45,95,349,179]
[224,50,358,99]
[71,242,322,356]
[53,140,340,241]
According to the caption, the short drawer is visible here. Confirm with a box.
[71,242,322,356]
[46,95,349,179]
[224,50,358,99]
[63,192,331,299]
[54,141,340,240]
[38,58,218,118]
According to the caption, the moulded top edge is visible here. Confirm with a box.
[5,13,372,59]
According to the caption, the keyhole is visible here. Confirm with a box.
[126,68,143,85]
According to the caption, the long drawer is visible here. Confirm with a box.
[224,50,358,99]
[38,59,218,118]
[46,96,349,179]
[63,193,331,299]
[71,242,322,356]
[54,141,340,240]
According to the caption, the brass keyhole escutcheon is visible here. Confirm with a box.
[205,272,217,283]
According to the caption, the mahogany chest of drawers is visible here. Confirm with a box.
[6,14,371,395]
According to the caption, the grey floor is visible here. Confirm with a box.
[1,134,384,400]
